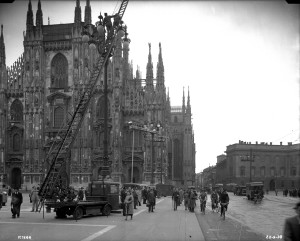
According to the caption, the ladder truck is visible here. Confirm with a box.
[37,0,129,220]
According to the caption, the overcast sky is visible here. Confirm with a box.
[0,0,299,173]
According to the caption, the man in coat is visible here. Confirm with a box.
[11,188,23,218]
[30,186,40,212]
[283,201,300,241]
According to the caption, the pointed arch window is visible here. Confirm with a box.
[54,107,64,128]
[51,53,68,89]
[10,99,23,122]
[13,133,21,152]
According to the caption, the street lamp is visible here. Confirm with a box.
[82,13,127,180]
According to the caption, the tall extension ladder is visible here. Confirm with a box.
[38,0,129,212]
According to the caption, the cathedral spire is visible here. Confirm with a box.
[26,0,34,33]
[36,0,43,30]
[84,0,91,25]
[0,25,6,67]
[182,87,186,113]
[146,43,154,88]
[156,42,165,89]
[187,86,191,114]
[74,0,82,26]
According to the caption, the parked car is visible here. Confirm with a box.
[0,188,8,206]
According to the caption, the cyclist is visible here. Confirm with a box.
[219,189,229,218]
[211,190,219,212]
[199,189,207,213]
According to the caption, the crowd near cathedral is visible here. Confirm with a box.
[0,0,196,189]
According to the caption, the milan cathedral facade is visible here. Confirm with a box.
[0,0,195,189]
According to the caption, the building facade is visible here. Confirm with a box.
[218,140,300,190]
[0,0,196,189]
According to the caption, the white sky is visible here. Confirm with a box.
[0,0,299,173]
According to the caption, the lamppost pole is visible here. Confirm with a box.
[131,128,134,183]
[151,132,154,185]
[82,12,127,180]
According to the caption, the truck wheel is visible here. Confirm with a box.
[102,204,111,216]
[74,207,84,220]
[2,202,5,206]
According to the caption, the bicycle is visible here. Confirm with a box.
[220,202,228,220]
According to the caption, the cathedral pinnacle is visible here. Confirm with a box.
[26,0,34,32]
[182,87,186,112]
[146,43,154,87]
[156,42,165,89]
[36,0,43,29]
[84,0,92,25]
[74,0,82,26]
[0,25,6,67]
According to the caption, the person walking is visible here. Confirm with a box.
[283,201,300,241]
[30,186,40,212]
[136,188,142,206]
[147,188,155,213]
[133,188,138,209]
[124,190,134,220]
[183,190,189,210]
[179,188,184,205]
[11,188,23,218]
[120,187,127,216]
[142,186,147,204]
[172,188,180,211]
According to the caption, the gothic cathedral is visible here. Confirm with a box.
[0,0,195,189]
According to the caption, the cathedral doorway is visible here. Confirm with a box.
[128,167,139,183]
[11,167,22,189]
[269,179,275,191]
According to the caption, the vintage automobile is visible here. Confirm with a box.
[246,182,264,200]
[233,185,246,196]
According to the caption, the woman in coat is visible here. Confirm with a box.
[124,190,134,220]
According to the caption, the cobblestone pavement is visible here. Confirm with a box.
[195,191,299,241]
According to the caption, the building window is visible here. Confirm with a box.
[13,134,21,152]
[290,167,296,176]
[251,167,255,177]
[54,106,64,128]
[51,53,68,89]
[291,180,295,187]
[240,166,245,177]
[270,167,275,177]
[260,166,265,177]
[10,99,23,122]
[174,116,178,123]
[281,180,284,188]
[280,167,285,177]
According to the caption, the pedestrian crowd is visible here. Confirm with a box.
[120,186,158,220]
[283,188,300,198]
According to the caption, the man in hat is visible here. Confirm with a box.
[283,201,300,241]
[11,188,23,218]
